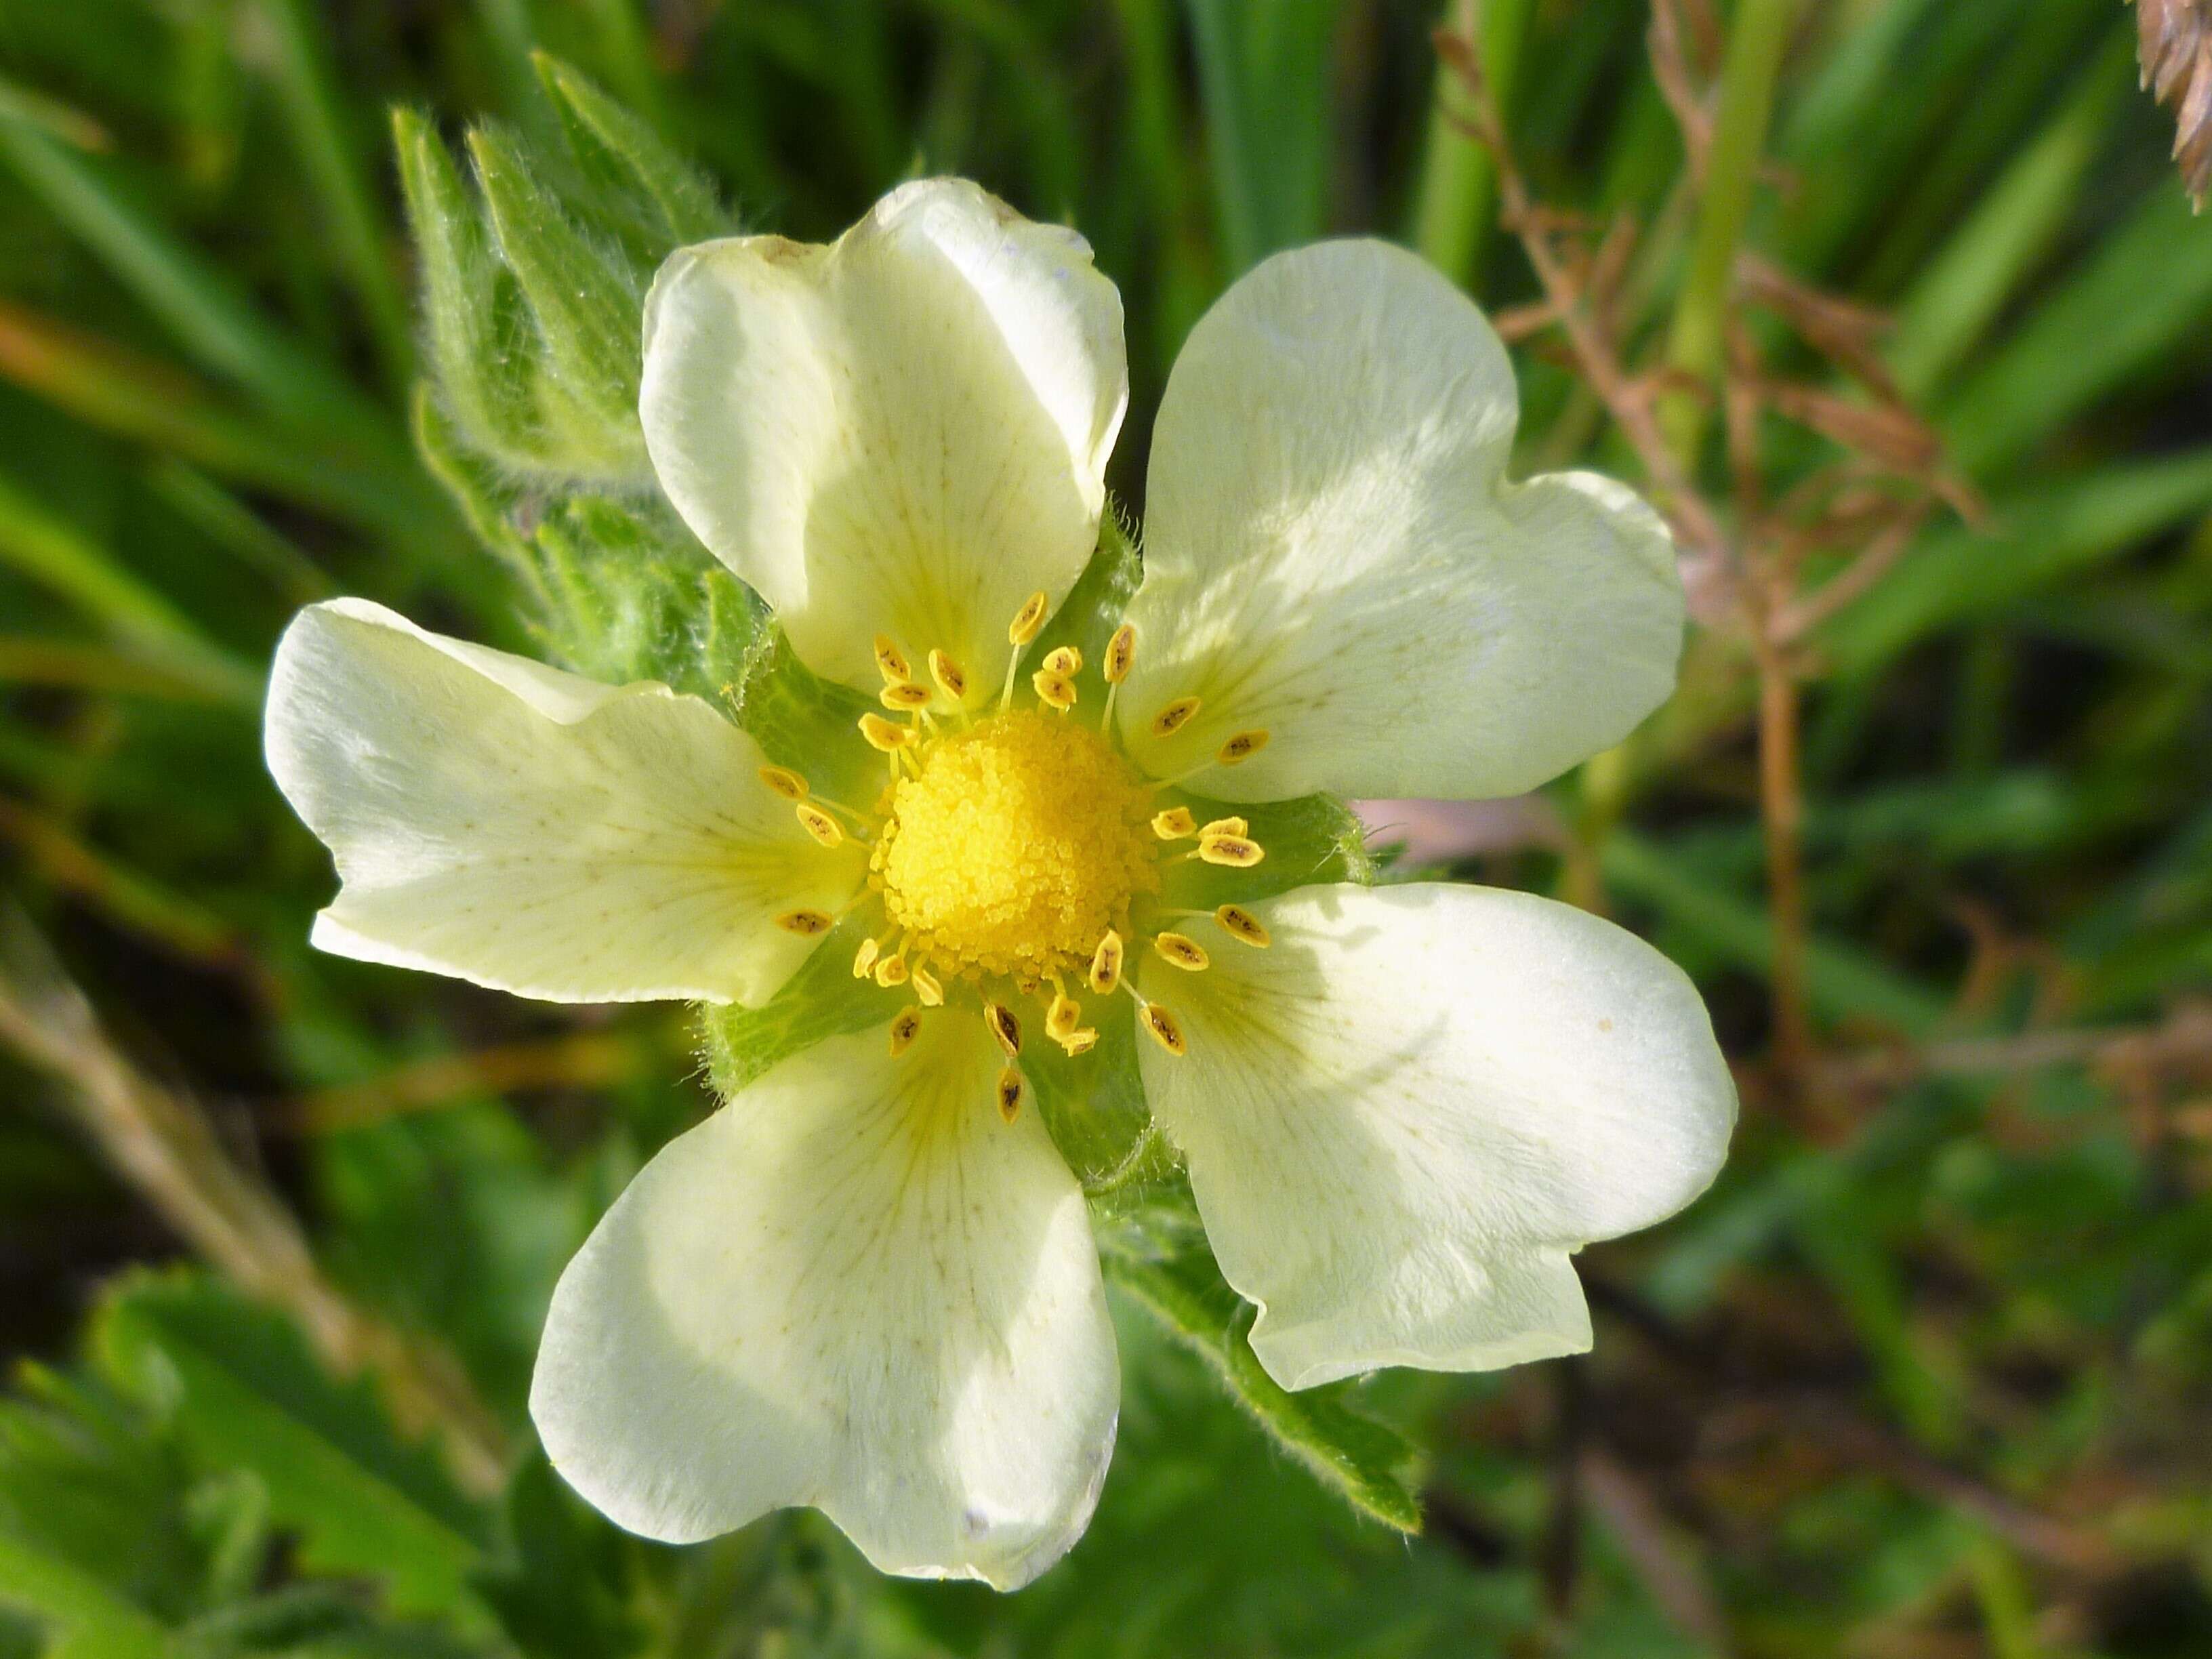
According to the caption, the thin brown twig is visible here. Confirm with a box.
[1818,1004,2212,1095]
[1434,27,1733,575]
[0,909,510,1495]
[1580,1449,1734,1654]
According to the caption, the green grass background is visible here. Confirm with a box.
[2,1,2211,1654]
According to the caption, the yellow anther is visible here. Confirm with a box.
[1216,729,1270,766]
[852,937,881,978]
[1031,668,1077,711]
[758,764,810,801]
[872,634,912,684]
[1151,806,1196,840]
[1042,644,1082,677]
[1198,816,1248,839]
[1139,1002,1187,1057]
[775,909,834,937]
[1046,992,1082,1042]
[1197,832,1265,867]
[928,649,967,703]
[874,952,909,988]
[1087,930,1124,995]
[1215,904,1272,948]
[996,1066,1025,1123]
[888,1006,924,1057]
[984,1001,1022,1058]
[1153,932,1210,971]
[1103,623,1136,684]
[795,804,844,846]
[880,682,933,711]
[911,963,944,1007]
[1150,696,1202,738]
[1058,1027,1099,1057]
[858,712,911,752]
[1008,591,1050,646]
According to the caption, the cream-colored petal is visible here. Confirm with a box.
[265,599,861,1006]
[529,1013,1118,1590]
[1137,883,1735,1390]
[641,178,1126,694]
[1117,240,1682,801]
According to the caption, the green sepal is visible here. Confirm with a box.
[699,920,905,1099]
[529,495,762,702]
[466,122,649,484]
[410,386,537,582]
[1093,1183,1425,1536]
[1033,504,1143,672]
[533,52,726,260]
[728,630,882,803]
[391,110,541,470]
[1155,787,1375,914]
[1023,993,1176,1195]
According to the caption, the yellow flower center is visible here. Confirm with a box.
[764,600,1278,1083]
[872,709,1157,982]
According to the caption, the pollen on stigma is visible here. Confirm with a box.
[872,707,1157,982]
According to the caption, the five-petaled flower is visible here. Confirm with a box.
[265,178,1736,1590]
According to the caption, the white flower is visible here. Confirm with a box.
[264,179,1736,1590]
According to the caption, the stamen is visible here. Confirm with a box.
[852,935,882,978]
[1198,816,1248,838]
[774,909,835,936]
[872,635,912,685]
[1151,806,1197,840]
[795,804,844,847]
[1008,591,1050,646]
[996,1066,1025,1123]
[1002,591,1050,710]
[858,712,912,753]
[1103,624,1136,684]
[1087,929,1124,995]
[1149,696,1202,739]
[1031,668,1078,711]
[984,1001,1022,1058]
[874,951,909,988]
[1197,832,1265,867]
[758,764,810,801]
[1042,645,1082,677]
[1059,1027,1099,1056]
[1046,991,1082,1042]
[1214,904,1272,947]
[1216,729,1270,766]
[911,963,945,1007]
[880,682,933,712]
[888,1006,924,1057]
[1137,1000,1187,1057]
[928,649,967,703]
[1152,932,1210,971]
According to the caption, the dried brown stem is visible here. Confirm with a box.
[0,911,510,1494]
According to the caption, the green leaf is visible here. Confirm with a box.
[472,1455,644,1659]
[92,1273,495,1625]
[533,53,726,256]
[0,1365,211,1655]
[1097,1187,1425,1535]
